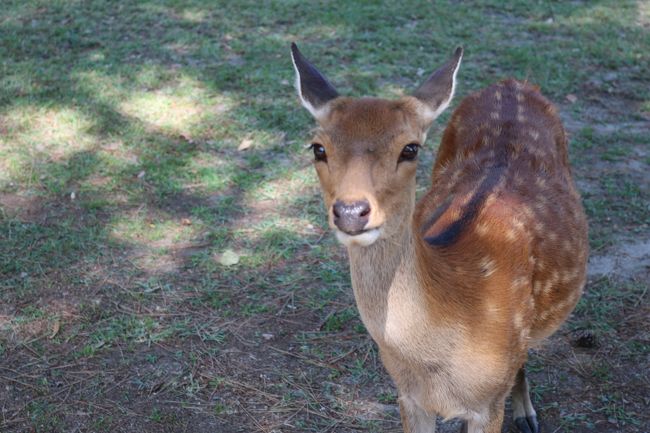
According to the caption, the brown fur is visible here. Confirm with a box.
[306,80,587,432]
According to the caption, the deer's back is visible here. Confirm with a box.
[415,79,588,343]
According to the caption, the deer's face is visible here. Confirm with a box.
[310,97,427,246]
[291,44,462,247]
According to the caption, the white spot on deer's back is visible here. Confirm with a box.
[511,217,526,232]
[485,299,501,319]
[527,129,540,141]
[542,270,560,295]
[479,257,497,277]
[520,204,534,219]
[449,207,461,221]
[484,193,497,209]
[512,276,528,290]
[528,255,536,268]
[561,268,579,284]
[542,280,554,296]
[513,311,524,329]
[476,221,490,237]
[527,296,535,309]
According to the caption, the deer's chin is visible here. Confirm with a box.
[335,228,381,247]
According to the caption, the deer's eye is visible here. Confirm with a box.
[399,143,420,162]
[311,143,327,162]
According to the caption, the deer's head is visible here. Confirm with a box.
[291,44,462,247]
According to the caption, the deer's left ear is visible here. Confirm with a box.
[412,46,463,126]
[291,43,339,121]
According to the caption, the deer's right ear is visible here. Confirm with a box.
[291,43,339,121]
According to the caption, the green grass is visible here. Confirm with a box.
[1,1,649,432]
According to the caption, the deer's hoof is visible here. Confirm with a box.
[515,415,539,433]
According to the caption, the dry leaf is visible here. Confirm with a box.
[566,94,578,104]
[181,218,192,226]
[218,249,240,266]
[49,320,61,339]
[238,138,253,151]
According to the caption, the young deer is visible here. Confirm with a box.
[290,43,588,433]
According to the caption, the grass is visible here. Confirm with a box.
[1,0,649,432]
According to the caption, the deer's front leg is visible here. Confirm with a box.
[464,399,505,433]
[399,395,437,433]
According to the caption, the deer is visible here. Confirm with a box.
[290,43,588,433]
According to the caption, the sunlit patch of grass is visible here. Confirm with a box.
[75,68,238,143]
[109,211,198,246]
[245,165,314,203]
[3,106,94,156]
[0,152,20,187]
[562,3,637,27]
[0,106,97,189]
[639,0,650,27]
[119,87,205,135]
[178,9,208,23]
[107,209,202,272]
[108,210,206,273]
[214,214,321,271]
[236,215,316,243]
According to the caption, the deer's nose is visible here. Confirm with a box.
[332,200,371,234]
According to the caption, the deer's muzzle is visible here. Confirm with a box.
[332,199,371,235]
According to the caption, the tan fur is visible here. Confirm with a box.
[303,80,588,432]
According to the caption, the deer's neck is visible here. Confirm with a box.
[347,224,441,348]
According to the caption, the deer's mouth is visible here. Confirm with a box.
[334,227,381,247]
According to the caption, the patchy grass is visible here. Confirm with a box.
[0,1,648,432]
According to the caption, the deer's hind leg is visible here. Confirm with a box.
[512,367,539,433]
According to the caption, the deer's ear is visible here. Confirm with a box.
[412,47,463,125]
[291,43,339,121]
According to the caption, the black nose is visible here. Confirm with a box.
[332,200,371,234]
